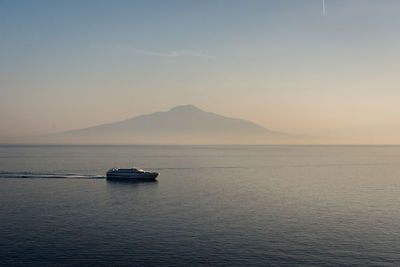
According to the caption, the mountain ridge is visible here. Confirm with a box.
[16,105,298,144]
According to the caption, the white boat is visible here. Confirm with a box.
[106,167,159,180]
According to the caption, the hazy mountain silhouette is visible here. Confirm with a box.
[25,105,298,144]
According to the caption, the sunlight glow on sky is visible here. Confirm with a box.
[1,0,400,143]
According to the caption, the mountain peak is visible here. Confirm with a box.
[32,104,289,144]
[168,105,204,113]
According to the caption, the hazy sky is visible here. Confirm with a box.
[1,0,400,140]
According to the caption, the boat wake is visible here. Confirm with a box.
[0,171,105,179]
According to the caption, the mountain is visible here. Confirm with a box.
[23,105,296,144]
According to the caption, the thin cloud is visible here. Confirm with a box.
[322,0,326,16]
[131,47,215,59]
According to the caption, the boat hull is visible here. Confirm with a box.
[106,172,159,181]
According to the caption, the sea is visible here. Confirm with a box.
[1,145,400,266]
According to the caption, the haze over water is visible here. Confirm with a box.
[2,1,400,144]
[1,145,400,266]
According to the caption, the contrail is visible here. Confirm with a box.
[322,0,326,16]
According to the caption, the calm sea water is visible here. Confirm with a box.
[1,145,400,266]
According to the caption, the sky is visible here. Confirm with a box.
[1,0,400,143]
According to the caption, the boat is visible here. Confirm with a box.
[106,167,159,180]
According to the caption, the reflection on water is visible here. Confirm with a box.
[1,145,400,266]
[106,179,158,186]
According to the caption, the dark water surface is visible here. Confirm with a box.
[1,145,400,266]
